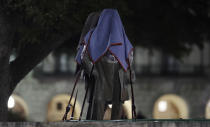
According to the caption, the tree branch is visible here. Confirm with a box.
[9,34,71,93]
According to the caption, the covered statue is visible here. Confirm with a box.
[64,9,136,121]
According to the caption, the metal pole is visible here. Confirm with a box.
[62,70,82,121]
[70,89,78,120]
[79,65,94,121]
[79,83,89,121]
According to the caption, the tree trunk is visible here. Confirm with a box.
[0,42,10,122]
[0,51,10,121]
[0,10,70,121]
[0,13,13,121]
[0,85,10,121]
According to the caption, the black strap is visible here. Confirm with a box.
[129,68,137,120]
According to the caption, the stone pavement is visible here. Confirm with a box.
[0,120,210,127]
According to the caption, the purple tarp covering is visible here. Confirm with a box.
[76,9,133,71]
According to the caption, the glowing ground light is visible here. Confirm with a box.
[8,96,15,109]
[108,104,112,108]
[158,101,167,112]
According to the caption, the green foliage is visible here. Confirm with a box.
[2,0,130,51]
[126,0,210,58]
[1,0,210,58]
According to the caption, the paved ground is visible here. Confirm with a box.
[1,120,210,127]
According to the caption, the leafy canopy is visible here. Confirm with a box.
[1,0,210,57]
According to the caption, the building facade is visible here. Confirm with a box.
[10,43,210,121]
